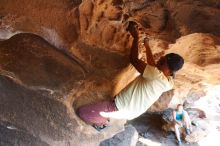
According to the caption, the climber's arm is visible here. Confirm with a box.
[144,38,156,66]
[129,23,146,74]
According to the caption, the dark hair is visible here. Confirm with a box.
[165,53,184,73]
[177,104,183,108]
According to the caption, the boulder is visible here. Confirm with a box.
[100,125,138,146]
[0,33,125,146]
[0,0,220,145]
[162,108,209,143]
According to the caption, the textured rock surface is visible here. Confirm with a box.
[100,125,138,146]
[162,108,208,143]
[0,33,125,146]
[0,0,220,145]
[0,121,49,146]
[129,113,199,146]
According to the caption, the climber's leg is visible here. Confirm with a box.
[77,100,118,126]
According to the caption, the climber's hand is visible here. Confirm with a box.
[144,37,150,46]
[128,21,138,38]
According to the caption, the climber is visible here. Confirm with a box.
[173,104,192,146]
[77,22,184,131]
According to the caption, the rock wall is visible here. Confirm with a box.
[0,33,126,146]
[1,0,220,145]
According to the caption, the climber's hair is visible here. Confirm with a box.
[177,104,183,108]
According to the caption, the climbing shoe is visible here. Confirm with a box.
[178,140,183,146]
[92,124,108,132]
[186,128,191,135]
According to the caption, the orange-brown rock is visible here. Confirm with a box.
[0,33,125,145]
[1,0,220,145]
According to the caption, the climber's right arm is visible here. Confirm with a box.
[129,23,146,74]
